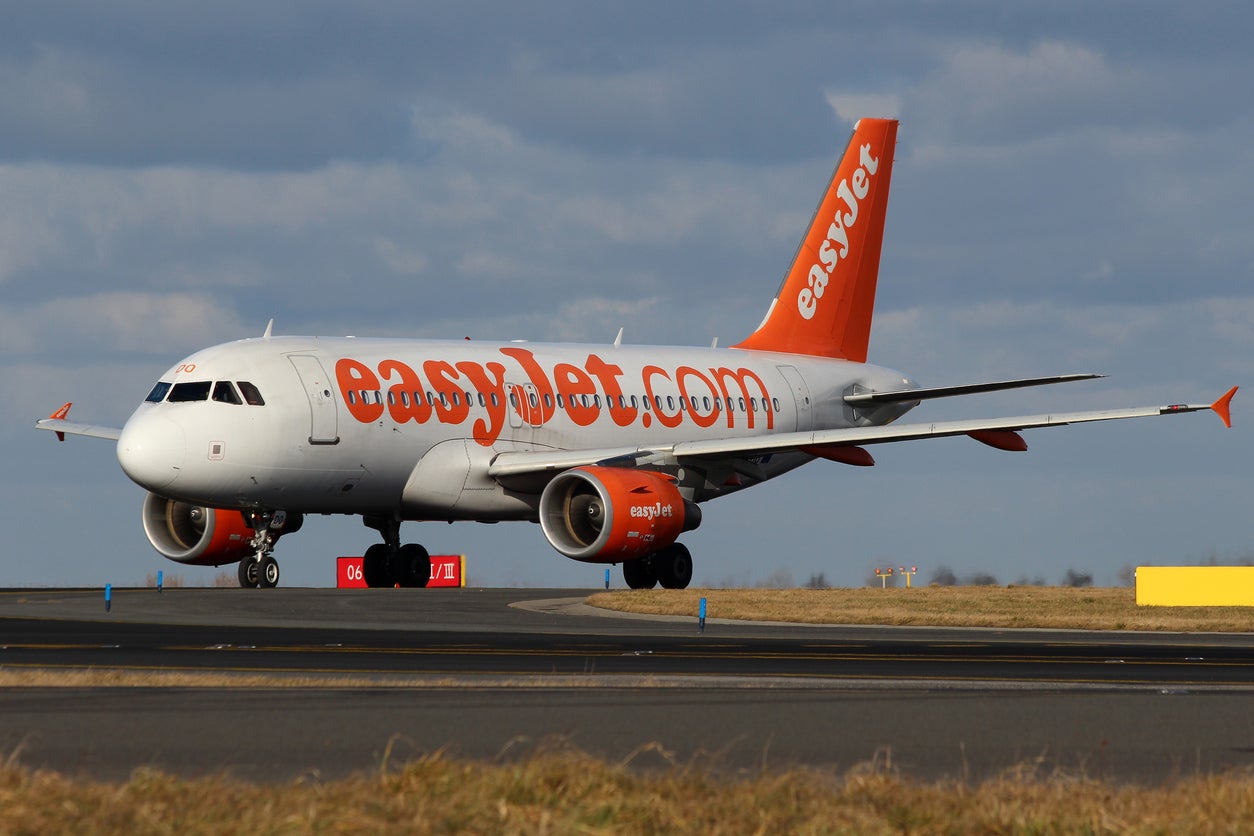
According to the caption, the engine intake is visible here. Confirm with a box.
[539,466,700,563]
[140,493,302,566]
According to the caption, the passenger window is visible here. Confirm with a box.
[348,391,357,405]
[168,381,212,402]
[387,391,396,406]
[400,391,410,407]
[490,392,499,407]
[212,381,242,405]
[478,393,486,407]
[772,397,780,412]
[145,381,172,403]
[544,393,553,409]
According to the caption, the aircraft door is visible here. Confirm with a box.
[776,365,813,432]
[506,382,542,445]
[288,355,340,444]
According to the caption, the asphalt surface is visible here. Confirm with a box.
[2,587,1253,783]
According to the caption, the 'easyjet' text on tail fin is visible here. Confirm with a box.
[733,118,897,361]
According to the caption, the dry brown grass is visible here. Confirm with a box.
[1,751,1252,833]
[586,586,1254,632]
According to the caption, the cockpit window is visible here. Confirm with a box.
[145,381,172,403]
[237,381,265,406]
[212,381,243,405]
[168,381,212,402]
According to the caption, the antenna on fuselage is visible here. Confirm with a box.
[262,319,274,339]
[711,337,719,349]
[613,327,624,347]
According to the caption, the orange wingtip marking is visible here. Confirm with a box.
[1211,386,1237,428]
[49,402,72,420]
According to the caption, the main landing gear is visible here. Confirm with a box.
[361,515,431,588]
[622,543,693,590]
[237,510,284,589]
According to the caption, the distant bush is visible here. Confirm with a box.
[964,572,1000,586]
[1062,569,1094,588]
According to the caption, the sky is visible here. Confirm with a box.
[4,1,1252,589]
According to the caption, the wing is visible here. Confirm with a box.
[35,403,123,442]
[488,386,1237,481]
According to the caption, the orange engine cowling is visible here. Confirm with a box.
[140,493,302,566]
[539,466,701,563]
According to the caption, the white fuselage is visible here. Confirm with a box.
[116,336,917,520]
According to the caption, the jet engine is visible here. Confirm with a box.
[140,493,302,566]
[538,466,701,563]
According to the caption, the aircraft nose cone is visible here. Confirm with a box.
[117,413,186,491]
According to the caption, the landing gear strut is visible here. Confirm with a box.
[362,516,431,588]
[238,510,282,589]
[623,543,693,590]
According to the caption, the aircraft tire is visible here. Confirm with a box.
[623,556,658,590]
[363,544,392,588]
[396,543,430,588]
[258,555,280,589]
[656,543,693,590]
[238,557,261,588]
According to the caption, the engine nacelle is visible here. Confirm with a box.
[539,466,701,563]
[140,493,302,566]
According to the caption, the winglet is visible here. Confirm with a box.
[1211,386,1238,429]
[48,402,72,441]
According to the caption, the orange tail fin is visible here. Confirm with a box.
[733,118,898,360]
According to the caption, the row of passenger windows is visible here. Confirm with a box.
[346,388,781,415]
[145,380,266,406]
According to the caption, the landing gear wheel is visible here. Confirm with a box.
[656,543,693,590]
[395,543,431,588]
[363,543,392,588]
[238,557,261,588]
[258,555,280,588]
[623,556,658,590]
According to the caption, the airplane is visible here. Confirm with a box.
[37,118,1237,589]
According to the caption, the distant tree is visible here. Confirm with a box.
[806,572,830,589]
[1062,568,1094,587]
[1012,575,1046,587]
[964,572,999,586]
[929,565,957,586]
[1116,564,1137,587]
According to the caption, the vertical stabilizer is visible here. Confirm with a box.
[733,118,898,360]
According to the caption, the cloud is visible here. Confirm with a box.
[0,291,244,357]
[824,92,903,125]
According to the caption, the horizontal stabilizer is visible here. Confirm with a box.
[36,403,122,441]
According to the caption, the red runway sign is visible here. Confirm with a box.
[336,554,466,588]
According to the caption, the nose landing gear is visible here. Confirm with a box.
[237,510,285,589]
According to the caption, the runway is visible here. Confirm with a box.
[2,588,1253,782]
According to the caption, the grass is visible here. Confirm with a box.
[585,586,1254,632]
[1,750,1253,833]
